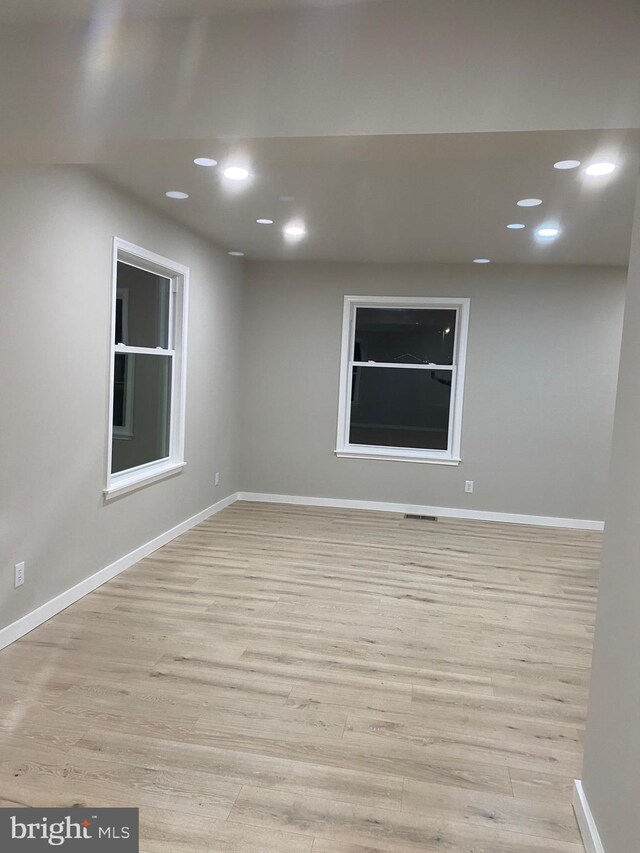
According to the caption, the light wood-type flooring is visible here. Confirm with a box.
[0,501,600,852]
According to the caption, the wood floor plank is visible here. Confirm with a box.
[69,728,405,811]
[402,778,578,842]
[228,785,584,852]
[0,750,240,819]
[0,501,599,850]
[138,806,314,853]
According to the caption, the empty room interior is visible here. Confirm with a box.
[1,2,640,852]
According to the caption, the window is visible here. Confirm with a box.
[105,238,189,497]
[336,295,469,464]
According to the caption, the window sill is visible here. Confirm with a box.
[104,460,186,499]
[335,449,461,466]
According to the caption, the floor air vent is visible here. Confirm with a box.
[403,514,438,521]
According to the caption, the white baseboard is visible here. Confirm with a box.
[0,492,239,652]
[237,492,604,531]
[1,490,602,653]
[574,780,605,853]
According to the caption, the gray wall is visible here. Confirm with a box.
[581,179,640,852]
[240,261,626,521]
[0,166,243,631]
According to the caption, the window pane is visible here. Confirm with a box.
[353,308,456,365]
[111,354,172,473]
[349,367,452,450]
[116,262,171,348]
[113,353,129,428]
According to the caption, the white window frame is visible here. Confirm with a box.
[335,295,470,465]
[104,238,189,498]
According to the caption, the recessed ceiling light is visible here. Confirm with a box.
[507,223,526,230]
[517,198,542,207]
[256,218,274,225]
[223,166,250,181]
[473,258,491,264]
[585,162,616,176]
[165,191,189,199]
[537,227,560,238]
[283,222,307,239]
[228,251,245,257]
[553,160,581,170]
[193,157,218,167]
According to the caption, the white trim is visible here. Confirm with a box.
[105,237,120,479]
[573,780,606,853]
[0,493,239,653]
[335,450,460,465]
[343,295,467,307]
[335,295,470,466]
[237,492,604,530]
[115,239,190,280]
[104,460,186,499]
[335,295,354,453]
[174,257,189,472]
[0,493,603,654]
[451,298,469,459]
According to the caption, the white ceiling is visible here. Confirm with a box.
[96,129,640,265]
[0,0,367,23]
[2,1,640,164]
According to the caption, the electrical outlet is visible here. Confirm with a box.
[215,472,220,486]
[14,561,25,588]
[464,480,474,494]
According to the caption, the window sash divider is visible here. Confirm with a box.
[350,361,454,370]
[114,344,175,357]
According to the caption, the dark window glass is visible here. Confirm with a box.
[116,262,171,348]
[111,354,172,473]
[115,297,124,345]
[349,367,452,450]
[353,308,456,365]
[113,353,128,427]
